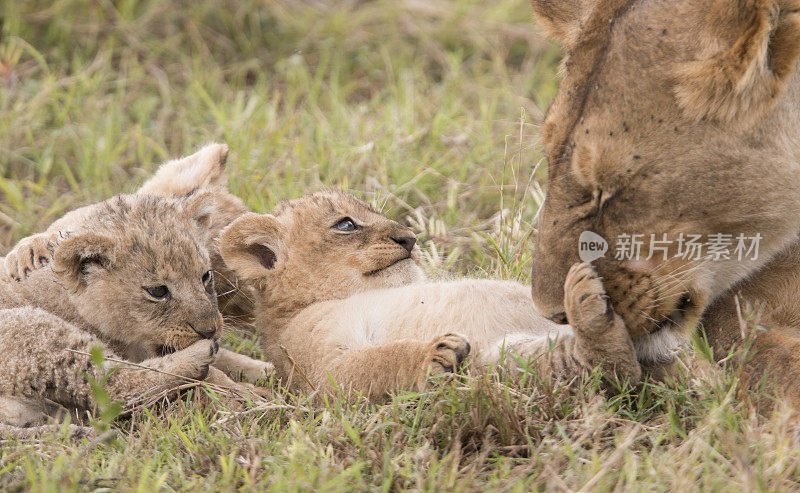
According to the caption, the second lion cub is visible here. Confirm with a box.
[220,191,641,401]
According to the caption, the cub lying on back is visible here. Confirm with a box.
[219,191,641,401]
[0,145,269,437]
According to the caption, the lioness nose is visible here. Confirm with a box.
[189,322,217,339]
[391,236,416,254]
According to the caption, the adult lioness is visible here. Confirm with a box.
[527,1,800,400]
[218,191,640,401]
[0,146,269,437]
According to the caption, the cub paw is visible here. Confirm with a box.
[564,262,614,337]
[66,424,97,440]
[426,333,471,374]
[4,233,59,281]
[223,359,275,384]
[241,361,275,384]
[204,366,271,400]
[168,339,219,381]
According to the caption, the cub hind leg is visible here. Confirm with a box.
[0,395,68,428]
[290,334,470,402]
[0,395,94,439]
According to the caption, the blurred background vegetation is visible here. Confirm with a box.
[1,0,560,279]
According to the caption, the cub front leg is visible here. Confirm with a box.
[105,339,220,406]
[426,333,472,375]
[0,307,219,420]
[563,262,641,383]
[3,231,61,281]
[302,334,470,402]
[213,348,274,384]
[501,263,640,384]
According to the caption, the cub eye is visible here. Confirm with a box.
[202,270,212,284]
[333,217,358,232]
[143,285,170,300]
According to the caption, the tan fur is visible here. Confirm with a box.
[219,192,640,402]
[6,144,255,325]
[674,0,800,125]
[528,1,800,404]
[529,0,587,43]
[137,144,256,325]
[0,146,270,436]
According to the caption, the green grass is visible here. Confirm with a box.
[2,1,800,490]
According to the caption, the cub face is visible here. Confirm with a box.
[51,192,223,359]
[219,191,424,308]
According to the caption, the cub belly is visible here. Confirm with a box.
[319,278,567,362]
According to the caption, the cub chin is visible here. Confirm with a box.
[218,191,641,402]
[0,146,270,438]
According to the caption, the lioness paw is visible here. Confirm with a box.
[167,339,220,381]
[427,333,470,374]
[4,232,58,281]
[564,262,614,336]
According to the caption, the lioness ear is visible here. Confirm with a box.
[220,213,285,284]
[52,233,116,293]
[530,0,585,42]
[674,0,800,124]
[138,143,230,197]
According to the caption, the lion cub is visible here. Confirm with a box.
[0,146,269,437]
[219,191,641,401]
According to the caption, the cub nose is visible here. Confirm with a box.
[189,322,217,339]
[391,236,416,254]
[548,312,569,325]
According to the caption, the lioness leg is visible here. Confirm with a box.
[740,329,800,407]
[295,334,470,401]
[0,307,218,419]
[500,263,641,383]
[707,313,800,407]
[696,243,800,408]
[703,293,800,408]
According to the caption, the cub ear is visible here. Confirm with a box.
[530,0,585,43]
[219,213,285,284]
[674,0,800,124]
[138,143,230,197]
[180,189,219,239]
[52,233,117,293]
